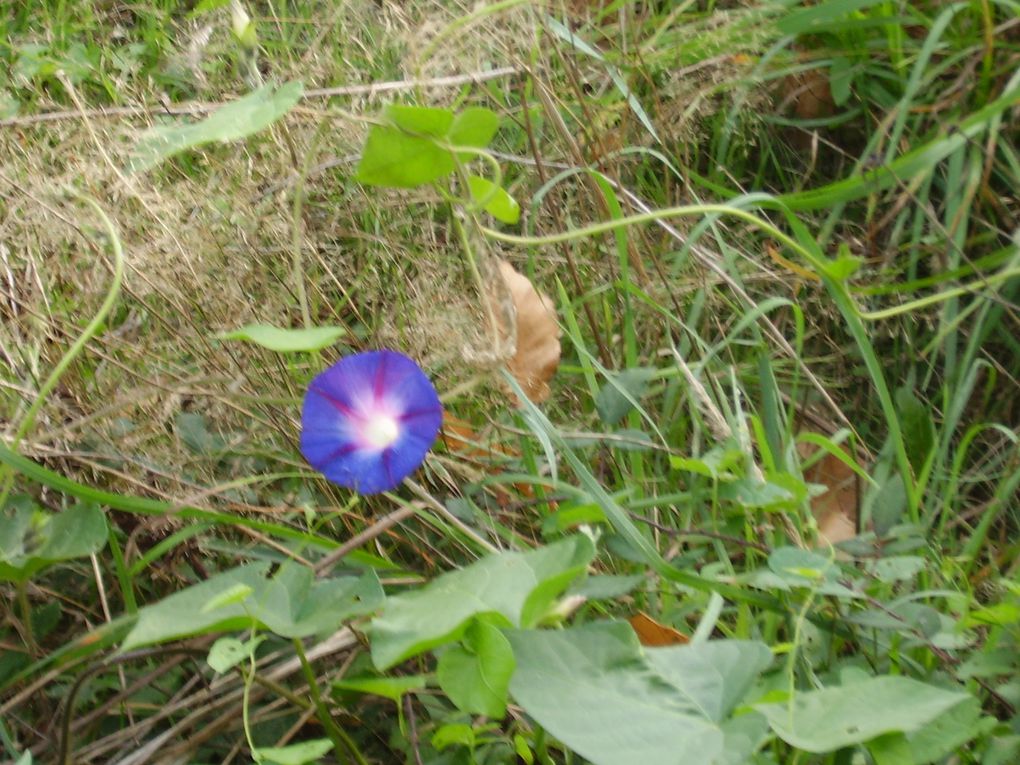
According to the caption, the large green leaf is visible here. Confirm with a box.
[129,81,303,172]
[756,676,969,753]
[218,323,346,353]
[0,500,107,582]
[122,562,383,650]
[370,536,594,669]
[644,640,773,723]
[507,622,724,765]
[437,618,515,718]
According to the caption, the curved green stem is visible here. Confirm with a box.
[293,638,368,765]
[0,192,125,508]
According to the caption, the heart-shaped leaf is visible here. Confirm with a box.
[756,676,969,753]
[370,535,593,669]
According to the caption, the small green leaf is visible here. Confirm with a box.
[778,0,887,35]
[895,387,935,474]
[0,501,107,583]
[871,555,925,583]
[829,57,854,106]
[207,635,263,673]
[437,619,514,718]
[872,471,907,537]
[129,81,303,172]
[356,105,456,188]
[448,106,501,150]
[202,583,254,613]
[254,738,333,765]
[218,323,345,353]
[595,367,655,426]
[466,175,520,224]
[333,674,426,704]
[868,732,912,765]
[432,723,475,751]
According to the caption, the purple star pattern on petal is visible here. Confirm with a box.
[300,350,443,495]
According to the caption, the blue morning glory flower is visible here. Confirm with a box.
[300,350,443,495]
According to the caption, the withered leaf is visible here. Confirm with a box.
[628,612,690,647]
[497,259,561,404]
[798,441,860,546]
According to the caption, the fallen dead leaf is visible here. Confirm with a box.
[628,611,690,647]
[797,441,860,546]
[496,259,561,404]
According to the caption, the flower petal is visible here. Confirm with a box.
[300,350,443,494]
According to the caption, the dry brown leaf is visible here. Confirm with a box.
[797,441,860,546]
[628,612,690,647]
[497,259,561,404]
[440,414,516,461]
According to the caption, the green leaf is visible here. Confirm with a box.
[569,573,643,600]
[719,476,801,510]
[448,106,501,150]
[333,674,426,704]
[122,563,383,650]
[386,104,455,136]
[218,323,346,353]
[370,536,595,669]
[254,738,333,765]
[756,676,969,753]
[906,697,993,764]
[669,447,745,480]
[202,583,254,612]
[356,105,456,188]
[432,723,475,751]
[778,0,888,35]
[872,471,907,537]
[644,640,773,723]
[829,56,854,106]
[871,555,925,583]
[0,500,107,582]
[437,618,514,718]
[206,635,263,673]
[466,175,520,224]
[129,81,303,172]
[507,622,724,765]
[895,387,935,474]
[595,367,655,426]
[868,732,912,765]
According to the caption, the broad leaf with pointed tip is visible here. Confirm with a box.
[756,676,969,753]
[370,535,593,669]
[122,562,383,650]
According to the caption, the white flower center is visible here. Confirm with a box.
[362,414,400,449]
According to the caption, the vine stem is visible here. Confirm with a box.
[293,638,368,765]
